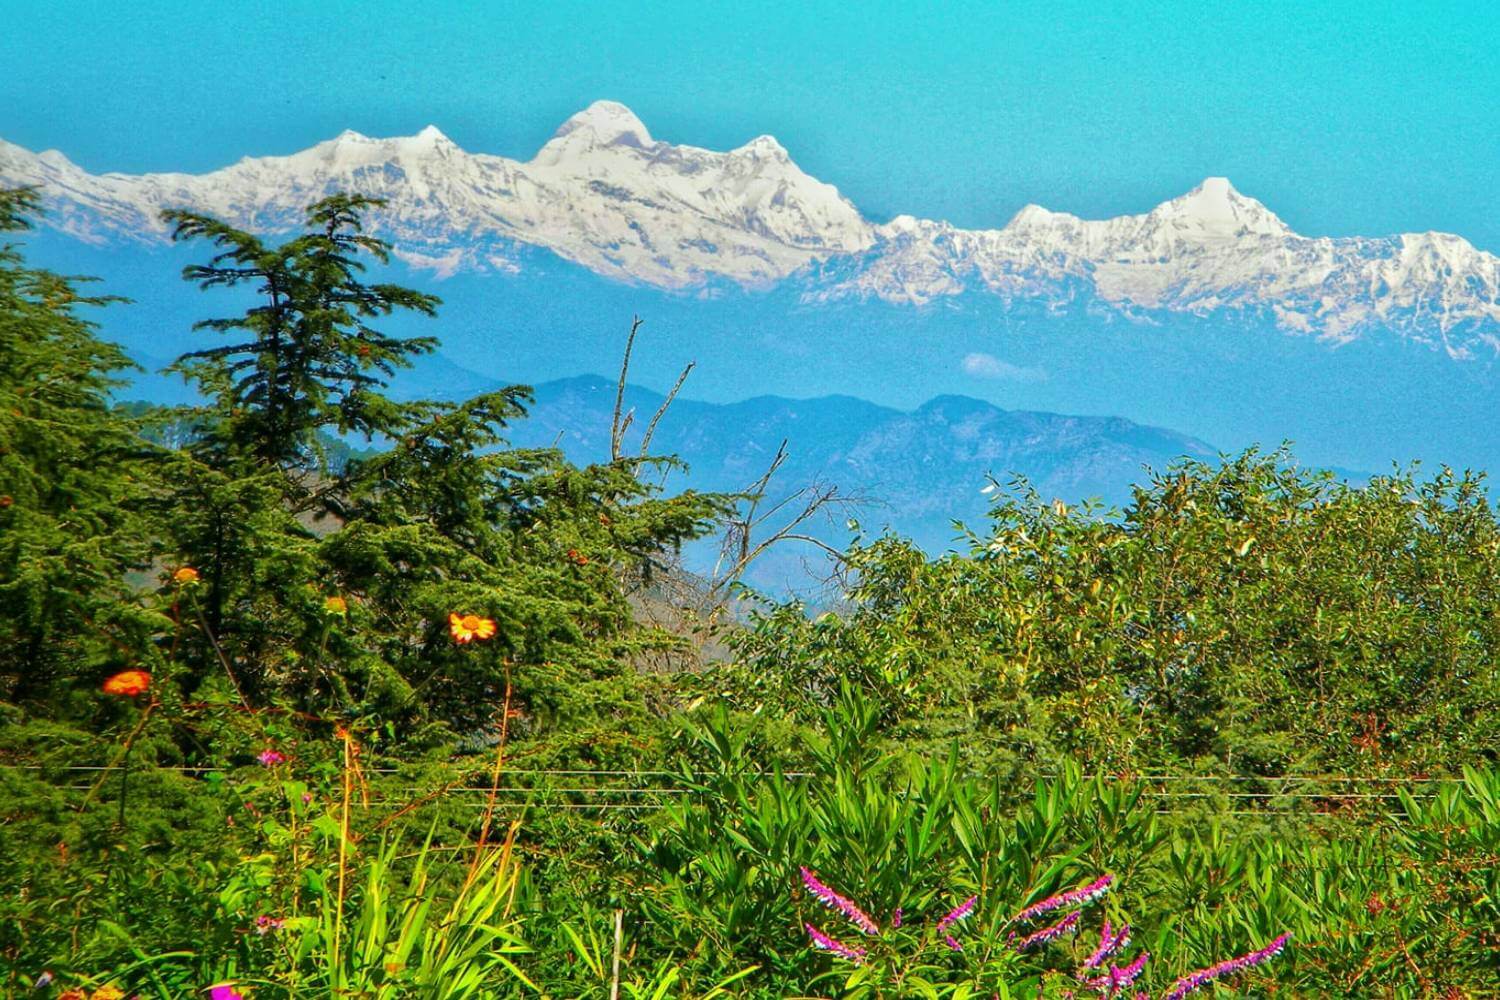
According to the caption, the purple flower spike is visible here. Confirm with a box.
[944,933,963,951]
[1080,950,1150,994]
[806,922,867,963]
[1082,919,1131,971]
[800,867,880,935]
[936,894,978,932]
[891,907,903,929]
[1009,874,1113,926]
[1013,908,1081,951]
[1161,933,1291,1000]
[1113,951,1149,987]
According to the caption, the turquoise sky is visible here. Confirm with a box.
[3,1,1497,248]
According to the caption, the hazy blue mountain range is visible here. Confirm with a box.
[514,373,1217,549]
[117,349,1218,588]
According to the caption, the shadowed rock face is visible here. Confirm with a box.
[4,102,1497,346]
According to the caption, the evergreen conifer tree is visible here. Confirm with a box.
[0,188,163,703]
[164,194,438,470]
[159,194,726,739]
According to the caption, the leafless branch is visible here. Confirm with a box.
[610,315,643,461]
[640,360,695,456]
[704,438,869,603]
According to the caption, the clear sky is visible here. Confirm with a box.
[3,0,1497,249]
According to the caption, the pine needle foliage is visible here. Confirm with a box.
[163,194,438,470]
[0,187,165,703]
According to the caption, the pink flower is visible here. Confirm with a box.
[1080,950,1151,994]
[1008,874,1113,926]
[805,922,867,963]
[936,894,978,932]
[799,867,880,935]
[257,749,286,767]
[1162,933,1290,1000]
[254,914,285,935]
[1082,919,1132,970]
[209,986,246,1000]
[1012,908,1081,951]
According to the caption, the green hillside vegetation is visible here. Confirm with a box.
[2,187,1496,998]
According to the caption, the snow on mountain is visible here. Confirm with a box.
[813,177,1500,352]
[2,103,1498,347]
[0,100,874,287]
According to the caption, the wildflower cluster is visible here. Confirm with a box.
[795,868,1290,999]
[257,748,286,767]
[797,867,979,965]
[1000,872,1291,998]
[1010,874,1114,928]
[935,894,977,951]
[801,867,881,936]
[1160,934,1291,1000]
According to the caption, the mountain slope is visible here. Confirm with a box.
[4,102,1498,348]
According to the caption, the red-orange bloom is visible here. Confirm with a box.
[449,613,497,644]
[102,670,151,697]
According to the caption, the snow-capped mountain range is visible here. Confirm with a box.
[3,100,1498,352]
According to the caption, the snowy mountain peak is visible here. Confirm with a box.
[411,124,453,145]
[36,148,76,169]
[1149,176,1291,239]
[735,134,789,160]
[543,100,654,152]
[1005,203,1063,229]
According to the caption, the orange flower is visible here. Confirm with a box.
[91,987,126,1000]
[173,566,200,585]
[449,613,496,644]
[102,670,151,697]
[567,549,589,566]
[59,991,86,1000]
[324,595,348,615]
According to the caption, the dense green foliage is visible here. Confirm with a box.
[725,457,1500,777]
[0,188,163,704]
[2,185,1497,998]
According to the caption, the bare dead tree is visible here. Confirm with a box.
[609,316,642,461]
[706,439,864,604]
[604,316,868,667]
[640,360,694,457]
[610,315,695,463]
